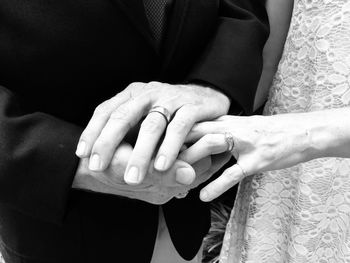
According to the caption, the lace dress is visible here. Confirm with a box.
[220,1,350,262]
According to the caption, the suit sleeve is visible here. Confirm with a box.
[188,0,269,114]
[0,86,82,224]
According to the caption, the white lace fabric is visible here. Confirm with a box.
[220,1,350,262]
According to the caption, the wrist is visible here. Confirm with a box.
[304,112,336,159]
[186,82,232,114]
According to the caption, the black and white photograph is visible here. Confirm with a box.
[0,0,350,262]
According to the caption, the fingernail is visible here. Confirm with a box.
[89,154,101,171]
[125,167,140,184]
[176,168,195,185]
[76,141,86,156]
[155,155,167,171]
[200,190,210,202]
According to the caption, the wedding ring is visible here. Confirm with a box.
[175,190,189,199]
[224,132,235,152]
[236,163,248,177]
[148,106,171,124]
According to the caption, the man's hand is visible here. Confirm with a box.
[73,142,230,204]
[75,82,230,185]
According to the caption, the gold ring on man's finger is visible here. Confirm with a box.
[148,106,171,124]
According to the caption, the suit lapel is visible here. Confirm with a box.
[114,0,156,50]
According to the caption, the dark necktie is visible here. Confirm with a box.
[143,0,173,47]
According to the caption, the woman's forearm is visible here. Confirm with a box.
[264,108,350,162]
[182,107,350,201]
[305,108,350,159]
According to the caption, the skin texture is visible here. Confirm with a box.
[73,141,231,204]
[181,108,350,202]
[75,82,230,187]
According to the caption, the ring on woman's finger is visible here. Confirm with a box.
[148,106,171,124]
[236,163,248,177]
[224,132,235,152]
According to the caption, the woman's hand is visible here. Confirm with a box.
[181,113,320,202]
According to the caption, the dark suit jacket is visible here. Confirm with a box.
[0,0,268,262]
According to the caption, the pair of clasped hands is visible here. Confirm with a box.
[74,82,233,204]
[75,81,310,204]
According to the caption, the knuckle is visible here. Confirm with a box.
[130,152,149,166]
[114,91,123,97]
[79,130,91,142]
[127,82,144,91]
[144,82,162,95]
[92,139,111,154]
[126,82,145,97]
[169,118,191,133]
[137,154,151,166]
[80,129,99,144]
[112,92,124,100]
[127,82,139,90]
[109,108,133,129]
[94,102,109,116]
[182,104,197,112]
[110,105,129,120]
[148,81,161,87]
